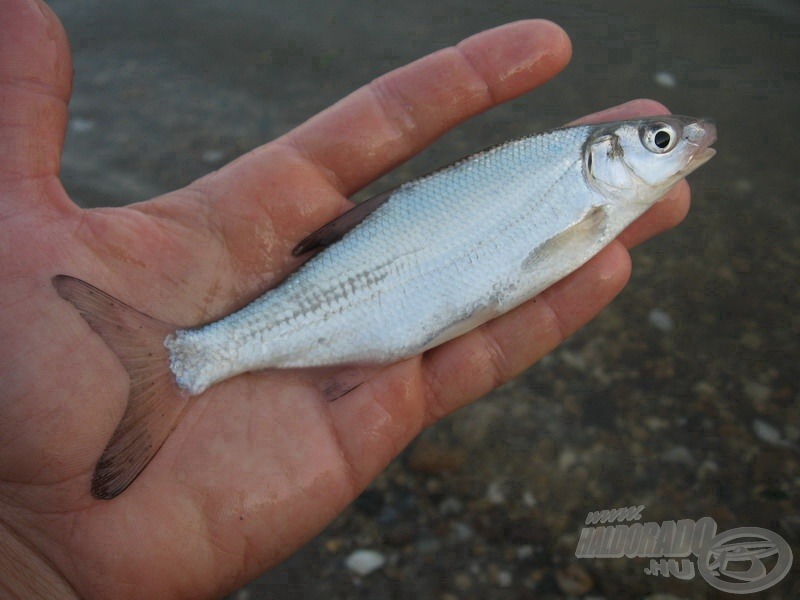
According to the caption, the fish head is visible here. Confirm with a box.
[584,115,716,202]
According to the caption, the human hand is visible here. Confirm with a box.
[0,1,689,598]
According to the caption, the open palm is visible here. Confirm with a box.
[0,1,690,598]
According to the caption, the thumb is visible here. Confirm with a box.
[0,0,72,195]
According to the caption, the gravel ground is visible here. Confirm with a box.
[48,1,799,597]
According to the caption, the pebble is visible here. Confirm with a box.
[439,496,464,517]
[663,445,696,466]
[692,380,717,397]
[516,545,534,560]
[739,331,763,350]
[752,419,783,445]
[648,308,674,332]
[558,448,578,471]
[324,538,345,553]
[744,381,772,410]
[201,149,225,163]
[385,522,418,546]
[522,490,537,507]
[653,70,677,88]
[69,117,97,133]
[345,549,386,576]
[416,538,442,555]
[486,480,506,505]
[490,566,513,588]
[560,349,588,371]
[555,563,594,595]
[449,521,474,543]
[452,572,472,591]
[407,442,467,474]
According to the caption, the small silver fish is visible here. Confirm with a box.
[54,115,716,498]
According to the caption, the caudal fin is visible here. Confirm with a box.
[52,275,190,500]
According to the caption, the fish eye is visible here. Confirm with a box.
[640,123,678,154]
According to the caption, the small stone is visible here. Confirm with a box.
[385,522,418,546]
[324,538,345,553]
[202,149,225,163]
[692,380,717,397]
[744,381,771,410]
[376,505,400,525]
[648,308,674,332]
[663,445,696,466]
[644,416,669,431]
[558,448,578,471]
[416,538,441,555]
[383,565,406,581]
[491,567,513,588]
[740,331,763,350]
[449,521,474,542]
[653,71,677,88]
[560,349,587,371]
[345,549,386,576]
[733,179,754,194]
[439,496,464,516]
[486,480,506,505]
[522,490,537,507]
[407,442,467,475]
[69,117,96,133]
[555,563,594,596]
[699,458,719,476]
[516,545,534,560]
[753,419,783,445]
[452,572,472,591]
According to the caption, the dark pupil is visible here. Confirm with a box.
[654,129,671,149]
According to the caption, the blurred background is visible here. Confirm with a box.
[48,1,799,598]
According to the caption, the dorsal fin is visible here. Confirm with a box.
[292,186,398,256]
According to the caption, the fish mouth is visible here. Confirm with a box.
[681,118,717,175]
[692,146,717,168]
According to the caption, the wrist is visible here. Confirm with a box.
[0,515,79,599]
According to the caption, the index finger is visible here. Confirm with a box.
[279,20,572,196]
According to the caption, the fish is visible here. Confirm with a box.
[53,115,716,499]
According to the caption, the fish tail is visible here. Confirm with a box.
[52,275,190,500]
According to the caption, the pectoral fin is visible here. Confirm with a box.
[522,206,608,270]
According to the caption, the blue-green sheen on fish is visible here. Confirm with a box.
[53,115,716,499]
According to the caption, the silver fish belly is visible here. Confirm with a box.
[166,115,717,395]
[53,114,715,499]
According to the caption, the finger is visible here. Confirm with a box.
[0,0,72,195]
[280,20,571,196]
[143,20,570,282]
[618,179,690,248]
[420,241,632,421]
